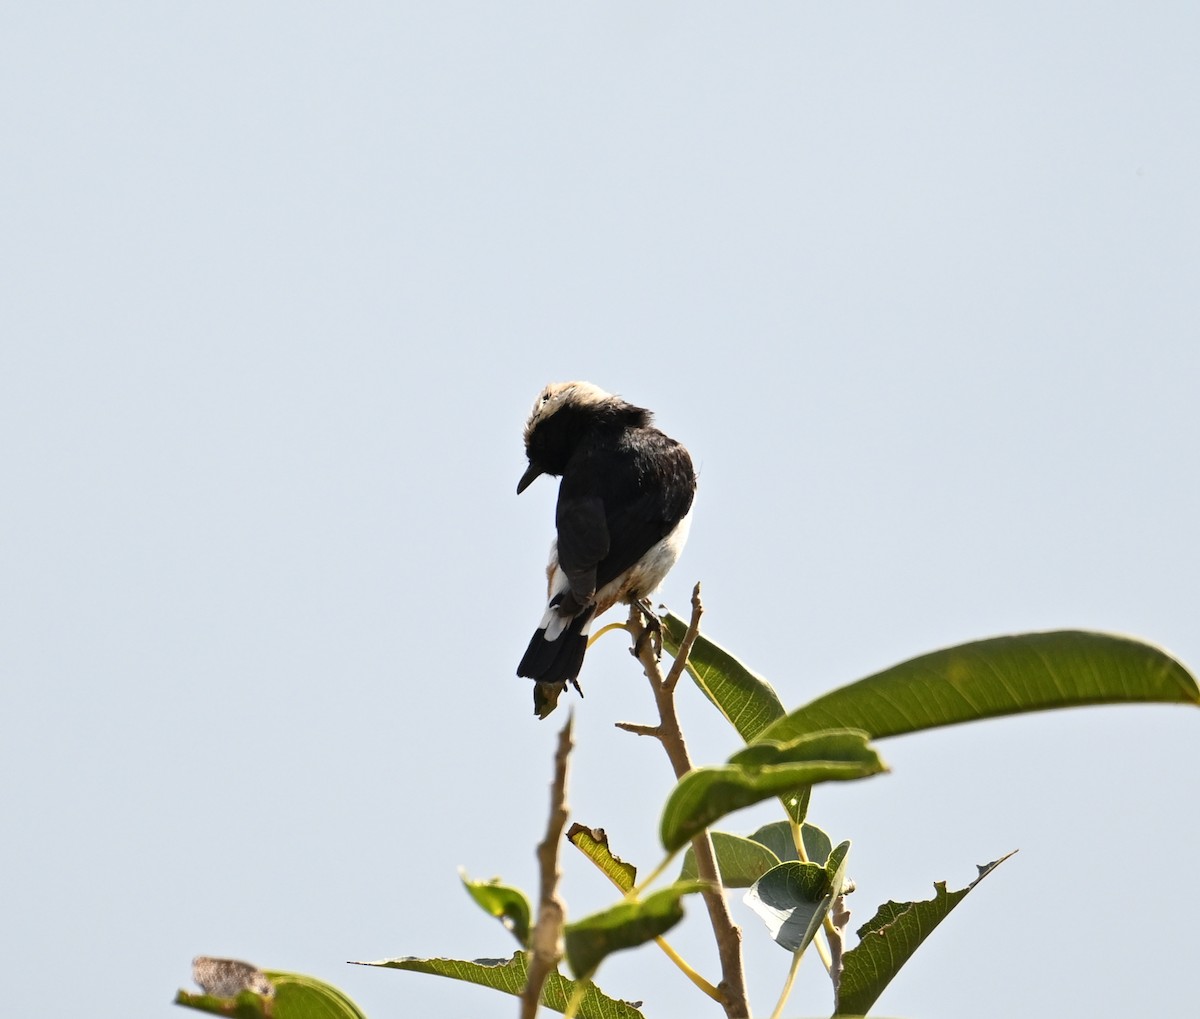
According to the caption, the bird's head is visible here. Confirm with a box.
[518,381,624,493]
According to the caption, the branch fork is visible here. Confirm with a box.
[619,584,751,1019]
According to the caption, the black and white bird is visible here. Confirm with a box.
[516,382,697,718]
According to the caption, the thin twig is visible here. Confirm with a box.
[662,591,704,693]
[613,721,662,738]
[624,584,751,1019]
[520,714,574,1019]
[827,893,851,993]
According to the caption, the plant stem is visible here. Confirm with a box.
[654,936,724,1002]
[562,980,587,1019]
[790,817,833,974]
[623,585,751,1019]
[588,620,631,647]
[629,848,679,898]
[767,950,803,1019]
[520,715,574,1019]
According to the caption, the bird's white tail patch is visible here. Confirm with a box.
[540,551,597,642]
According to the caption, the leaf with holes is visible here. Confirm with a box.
[835,853,1015,1016]
[567,824,637,893]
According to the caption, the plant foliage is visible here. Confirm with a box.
[176,609,1197,1018]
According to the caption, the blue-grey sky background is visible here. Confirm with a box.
[2,4,1196,1018]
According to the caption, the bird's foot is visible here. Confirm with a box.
[631,597,663,659]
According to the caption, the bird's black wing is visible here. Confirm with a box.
[594,482,687,590]
[560,430,695,595]
[555,492,609,606]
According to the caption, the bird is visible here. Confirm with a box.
[516,382,696,718]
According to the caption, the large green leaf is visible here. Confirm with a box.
[176,971,367,1019]
[745,841,850,953]
[758,631,1199,745]
[662,613,785,741]
[660,731,885,852]
[563,881,707,979]
[834,854,1014,1016]
[460,872,532,948]
[358,952,644,1019]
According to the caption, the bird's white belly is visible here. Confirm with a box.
[595,506,693,612]
[539,506,694,640]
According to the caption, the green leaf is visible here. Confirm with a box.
[563,881,707,979]
[678,822,837,886]
[662,613,786,741]
[834,853,1014,1016]
[567,824,637,893]
[746,861,827,951]
[748,820,833,866]
[357,952,645,1019]
[460,871,532,948]
[176,971,368,1019]
[744,841,850,953]
[781,785,811,827]
[728,729,874,767]
[758,631,1199,746]
[660,731,885,852]
[679,831,781,887]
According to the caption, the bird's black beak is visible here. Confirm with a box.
[517,461,544,494]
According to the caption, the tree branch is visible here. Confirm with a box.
[623,584,750,1019]
[521,714,574,1019]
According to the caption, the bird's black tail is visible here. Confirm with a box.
[517,604,596,719]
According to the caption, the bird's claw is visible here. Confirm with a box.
[631,598,663,659]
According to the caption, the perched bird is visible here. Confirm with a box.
[516,382,696,718]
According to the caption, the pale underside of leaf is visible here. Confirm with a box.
[745,841,850,954]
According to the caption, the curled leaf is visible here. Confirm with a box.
[567,824,637,893]
[460,871,533,948]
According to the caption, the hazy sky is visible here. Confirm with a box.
[2,4,1197,1019]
